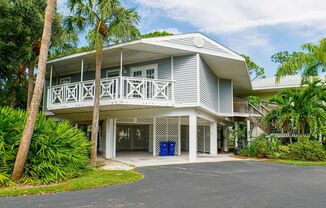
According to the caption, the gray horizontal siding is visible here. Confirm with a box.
[173,54,198,104]
[219,78,233,114]
[199,58,219,113]
[52,57,172,84]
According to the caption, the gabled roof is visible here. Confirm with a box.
[47,33,251,92]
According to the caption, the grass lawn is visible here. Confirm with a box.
[0,169,143,197]
[269,159,326,166]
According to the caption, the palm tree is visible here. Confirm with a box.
[275,38,326,82]
[264,80,326,141]
[64,0,140,165]
[11,0,57,181]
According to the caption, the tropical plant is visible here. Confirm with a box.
[285,136,326,161]
[241,54,265,80]
[64,0,140,165]
[0,107,91,187]
[264,80,326,141]
[11,0,57,181]
[273,37,326,82]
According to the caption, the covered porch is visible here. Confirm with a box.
[99,107,225,162]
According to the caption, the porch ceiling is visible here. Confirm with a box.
[46,44,191,78]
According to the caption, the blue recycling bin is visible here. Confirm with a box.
[160,142,168,156]
[168,142,176,156]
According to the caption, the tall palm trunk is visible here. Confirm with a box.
[11,0,57,181]
[27,61,35,111]
[90,41,103,165]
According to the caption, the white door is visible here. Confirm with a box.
[130,64,158,98]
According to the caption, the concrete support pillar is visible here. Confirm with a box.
[223,127,229,152]
[247,119,251,145]
[235,121,239,148]
[189,115,197,161]
[210,121,218,155]
[105,118,116,158]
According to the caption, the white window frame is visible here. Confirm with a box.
[130,64,158,79]
[60,77,71,85]
[106,69,119,78]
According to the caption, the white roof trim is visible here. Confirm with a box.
[47,33,245,64]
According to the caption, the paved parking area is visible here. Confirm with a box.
[1,161,326,208]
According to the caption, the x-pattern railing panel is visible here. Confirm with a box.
[48,76,174,108]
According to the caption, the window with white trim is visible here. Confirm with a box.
[60,77,71,84]
[130,64,158,79]
[106,69,119,78]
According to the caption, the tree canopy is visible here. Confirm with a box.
[273,37,326,82]
[241,54,265,80]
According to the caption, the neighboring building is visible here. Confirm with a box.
[43,33,313,161]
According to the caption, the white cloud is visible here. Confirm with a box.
[135,0,326,34]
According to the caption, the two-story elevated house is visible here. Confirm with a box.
[44,33,252,161]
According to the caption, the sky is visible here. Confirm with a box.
[58,0,326,78]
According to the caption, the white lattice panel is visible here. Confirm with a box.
[116,117,153,124]
[136,117,153,124]
[155,117,180,156]
[116,118,136,123]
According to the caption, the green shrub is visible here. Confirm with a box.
[0,107,91,186]
[285,137,326,161]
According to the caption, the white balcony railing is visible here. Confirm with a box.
[47,76,175,109]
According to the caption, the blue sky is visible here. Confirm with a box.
[58,0,326,78]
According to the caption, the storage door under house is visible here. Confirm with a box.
[197,125,210,154]
[155,117,181,156]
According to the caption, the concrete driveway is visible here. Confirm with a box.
[1,161,326,208]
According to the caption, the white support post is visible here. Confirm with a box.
[153,117,156,156]
[49,65,53,87]
[189,115,197,161]
[80,58,84,81]
[223,127,229,152]
[171,56,175,102]
[178,116,181,155]
[247,119,251,145]
[210,121,218,155]
[105,118,116,158]
[235,121,239,148]
[119,49,123,99]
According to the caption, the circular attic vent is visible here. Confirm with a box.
[194,36,204,48]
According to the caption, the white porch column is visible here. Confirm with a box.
[210,121,218,155]
[119,49,123,99]
[49,65,53,87]
[247,119,251,145]
[235,121,239,148]
[153,117,156,156]
[189,115,197,161]
[80,58,84,81]
[105,118,116,158]
[223,127,229,152]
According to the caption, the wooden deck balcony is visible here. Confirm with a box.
[47,76,175,110]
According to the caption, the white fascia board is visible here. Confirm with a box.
[47,40,143,64]
[142,40,243,61]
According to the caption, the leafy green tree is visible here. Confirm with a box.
[141,31,173,38]
[64,0,140,165]
[264,80,326,141]
[241,54,265,80]
[273,38,326,82]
